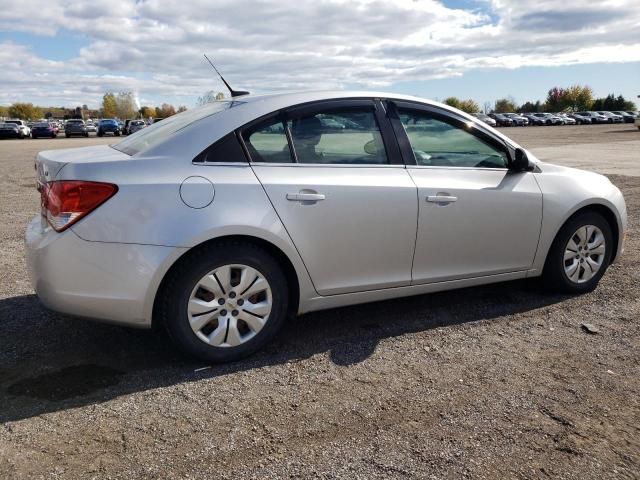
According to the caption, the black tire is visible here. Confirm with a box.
[97,132,103,137]
[115,131,120,136]
[65,134,70,138]
[158,240,289,363]
[84,133,89,137]
[31,134,36,139]
[542,211,613,293]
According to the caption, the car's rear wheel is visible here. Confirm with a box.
[159,241,289,363]
[543,212,613,293]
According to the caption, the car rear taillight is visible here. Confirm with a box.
[42,180,118,232]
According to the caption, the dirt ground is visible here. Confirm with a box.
[0,124,638,479]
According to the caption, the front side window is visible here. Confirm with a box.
[398,109,508,168]
[287,109,388,165]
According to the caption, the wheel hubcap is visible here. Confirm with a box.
[187,264,272,347]
[563,225,606,284]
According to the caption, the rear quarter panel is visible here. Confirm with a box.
[65,157,317,314]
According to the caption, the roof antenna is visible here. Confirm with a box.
[203,54,249,98]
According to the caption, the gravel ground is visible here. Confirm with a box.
[0,126,638,479]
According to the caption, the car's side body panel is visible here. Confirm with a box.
[253,164,418,295]
[409,168,543,283]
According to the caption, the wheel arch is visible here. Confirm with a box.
[151,234,302,329]
[542,203,620,270]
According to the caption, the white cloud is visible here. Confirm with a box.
[0,0,638,107]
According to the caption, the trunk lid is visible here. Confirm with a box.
[35,145,131,183]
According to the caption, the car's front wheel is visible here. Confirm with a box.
[159,241,289,363]
[543,211,613,293]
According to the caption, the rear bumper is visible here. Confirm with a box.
[25,216,185,327]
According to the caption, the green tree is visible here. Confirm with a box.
[114,92,137,119]
[177,105,188,113]
[8,103,42,120]
[518,100,542,113]
[442,97,478,113]
[593,94,636,111]
[458,99,479,113]
[102,93,117,118]
[0,105,7,118]
[443,97,461,109]
[544,87,566,112]
[494,98,517,113]
[562,85,593,111]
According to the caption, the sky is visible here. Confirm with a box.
[0,0,639,110]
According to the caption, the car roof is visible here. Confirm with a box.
[127,90,519,158]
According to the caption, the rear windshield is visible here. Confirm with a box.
[112,101,241,155]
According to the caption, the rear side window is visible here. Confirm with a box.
[242,117,293,163]
[287,109,388,165]
[193,132,247,163]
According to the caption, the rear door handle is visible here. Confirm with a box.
[426,195,458,204]
[286,193,326,202]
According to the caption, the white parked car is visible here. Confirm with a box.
[4,119,31,137]
[556,113,577,125]
[26,91,627,362]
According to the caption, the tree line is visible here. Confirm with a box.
[101,92,187,120]
[1,87,635,120]
[444,85,636,114]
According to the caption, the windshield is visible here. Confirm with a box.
[112,100,240,155]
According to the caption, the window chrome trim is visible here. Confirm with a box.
[249,162,406,168]
[407,165,509,172]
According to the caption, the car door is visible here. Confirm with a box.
[242,99,418,296]
[387,101,543,285]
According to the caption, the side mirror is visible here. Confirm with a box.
[510,148,532,172]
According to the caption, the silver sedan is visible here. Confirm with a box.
[26,91,627,362]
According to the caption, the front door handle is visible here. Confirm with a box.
[286,192,326,202]
[426,195,458,204]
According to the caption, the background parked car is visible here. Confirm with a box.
[0,123,23,139]
[521,113,544,126]
[470,113,497,127]
[85,122,97,133]
[64,119,89,138]
[575,111,608,124]
[4,120,31,137]
[568,113,592,124]
[636,116,640,131]
[97,119,122,137]
[488,113,514,126]
[556,113,577,125]
[597,111,623,123]
[610,111,636,123]
[532,113,563,125]
[503,113,528,126]
[128,119,147,134]
[30,122,57,139]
